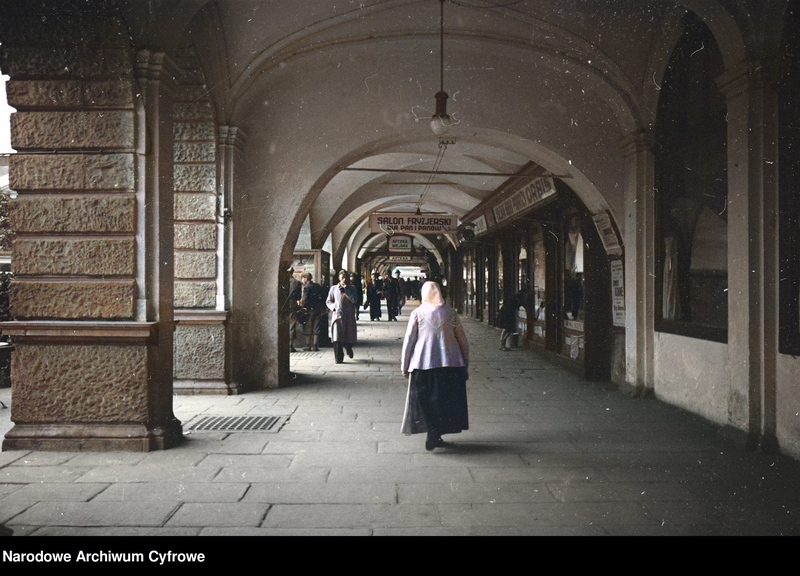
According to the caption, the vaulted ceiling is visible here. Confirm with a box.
[120,0,686,263]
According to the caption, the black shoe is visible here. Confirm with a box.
[425,433,443,451]
[346,345,353,358]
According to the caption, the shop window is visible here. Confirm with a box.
[496,243,504,309]
[564,216,584,322]
[518,244,528,292]
[655,12,728,342]
[779,1,800,355]
[532,227,546,338]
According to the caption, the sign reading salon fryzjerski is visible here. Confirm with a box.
[493,176,556,224]
[370,213,458,234]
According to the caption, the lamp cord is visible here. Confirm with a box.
[439,0,445,93]
[417,140,448,211]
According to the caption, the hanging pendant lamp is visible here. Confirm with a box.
[430,0,453,136]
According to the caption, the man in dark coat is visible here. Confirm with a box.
[365,272,383,321]
[288,271,303,352]
[495,291,528,351]
[300,272,325,351]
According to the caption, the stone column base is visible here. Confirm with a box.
[2,421,182,452]
[174,310,233,395]
[173,379,242,395]
[1,321,181,452]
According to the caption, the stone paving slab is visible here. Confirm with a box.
[242,482,397,504]
[166,502,269,527]
[261,503,441,530]
[1,303,800,536]
[397,482,554,504]
[212,466,330,484]
[1,483,109,502]
[73,465,220,484]
[92,482,248,503]
[8,500,179,527]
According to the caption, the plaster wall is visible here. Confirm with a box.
[654,331,731,427]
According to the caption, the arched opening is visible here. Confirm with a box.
[654,10,728,342]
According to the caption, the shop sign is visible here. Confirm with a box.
[370,212,458,234]
[472,214,488,236]
[611,259,625,327]
[388,235,412,252]
[386,255,426,264]
[493,177,556,224]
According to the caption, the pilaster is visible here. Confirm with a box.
[717,59,780,452]
[621,131,656,397]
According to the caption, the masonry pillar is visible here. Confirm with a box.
[170,51,240,394]
[717,60,780,452]
[0,9,182,450]
[622,132,656,397]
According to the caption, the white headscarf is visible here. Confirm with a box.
[421,281,444,307]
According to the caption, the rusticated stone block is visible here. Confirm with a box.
[175,252,216,279]
[5,80,83,108]
[11,344,149,423]
[174,164,215,192]
[174,122,215,142]
[10,153,134,191]
[81,48,133,77]
[5,79,133,109]
[10,280,136,319]
[84,154,135,189]
[10,154,81,190]
[175,193,216,221]
[2,46,131,78]
[174,142,215,163]
[174,281,216,308]
[174,324,225,380]
[11,110,134,150]
[10,195,135,233]
[13,237,135,276]
[174,100,214,121]
[175,223,216,250]
[1,46,80,78]
[82,80,135,107]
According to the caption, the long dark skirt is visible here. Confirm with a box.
[401,367,469,436]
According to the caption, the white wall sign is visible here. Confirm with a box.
[388,235,412,252]
[611,259,625,327]
[592,211,623,256]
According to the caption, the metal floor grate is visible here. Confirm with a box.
[187,415,288,432]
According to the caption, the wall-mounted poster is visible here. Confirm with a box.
[611,259,625,327]
[592,211,623,257]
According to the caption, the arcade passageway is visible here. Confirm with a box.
[1,301,799,535]
[0,1,798,465]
